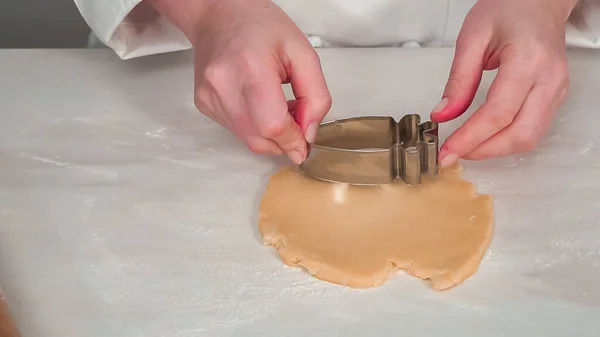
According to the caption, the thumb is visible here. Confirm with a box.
[431,35,487,123]
[245,72,308,165]
[264,112,308,165]
[286,46,332,143]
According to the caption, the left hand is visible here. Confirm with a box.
[430,0,578,167]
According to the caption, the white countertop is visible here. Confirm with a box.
[0,48,599,336]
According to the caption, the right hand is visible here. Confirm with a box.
[151,0,332,164]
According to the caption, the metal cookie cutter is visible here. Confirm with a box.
[299,114,439,186]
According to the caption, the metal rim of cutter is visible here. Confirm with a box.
[299,114,439,186]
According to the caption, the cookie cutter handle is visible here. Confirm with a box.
[397,146,421,185]
[395,115,439,185]
[419,121,439,178]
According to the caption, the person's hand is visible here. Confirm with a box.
[430,0,578,167]
[150,0,332,164]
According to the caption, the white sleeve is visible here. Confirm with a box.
[567,0,600,48]
[74,0,192,60]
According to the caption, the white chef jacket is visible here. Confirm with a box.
[74,0,600,60]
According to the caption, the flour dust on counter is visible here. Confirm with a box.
[2,49,600,337]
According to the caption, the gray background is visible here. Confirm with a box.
[0,0,90,48]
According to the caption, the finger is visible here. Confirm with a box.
[430,32,487,123]
[438,57,535,167]
[285,46,332,143]
[245,137,284,155]
[464,83,564,160]
[244,73,308,164]
[230,114,284,155]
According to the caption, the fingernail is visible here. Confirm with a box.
[288,150,305,165]
[431,98,448,114]
[439,152,459,168]
[305,122,318,143]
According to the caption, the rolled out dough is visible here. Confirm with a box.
[258,163,494,290]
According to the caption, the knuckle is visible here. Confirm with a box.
[247,141,271,154]
[505,57,536,79]
[193,94,202,111]
[258,118,287,139]
[194,91,210,113]
[202,62,230,88]
[448,126,479,154]
[487,111,515,130]
[530,44,550,62]
[325,95,333,111]
[317,94,333,113]
[236,50,262,76]
[194,88,210,106]
[456,30,480,49]
[526,39,554,63]
[464,138,482,153]
[555,63,570,87]
[562,74,571,90]
[513,132,539,153]
[306,50,323,68]
[557,85,569,104]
